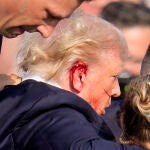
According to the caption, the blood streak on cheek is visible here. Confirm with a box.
[104,89,111,98]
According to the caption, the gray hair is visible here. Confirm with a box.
[17,10,127,83]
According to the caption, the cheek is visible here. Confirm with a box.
[103,80,116,96]
[84,79,112,114]
[88,96,102,114]
[88,90,110,115]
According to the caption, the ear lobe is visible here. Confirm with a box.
[70,62,87,93]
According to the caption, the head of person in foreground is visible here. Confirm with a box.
[0,0,91,38]
[17,11,128,115]
[120,75,150,149]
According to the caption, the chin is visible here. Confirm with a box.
[97,108,105,115]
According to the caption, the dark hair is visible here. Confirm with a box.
[101,1,150,28]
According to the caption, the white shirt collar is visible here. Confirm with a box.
[22,73,61,88]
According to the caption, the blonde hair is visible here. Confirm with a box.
[17,10,127,83]
[120,75,150,145]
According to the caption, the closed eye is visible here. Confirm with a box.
[112,75,119,81]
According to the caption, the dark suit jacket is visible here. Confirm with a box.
[0,80,145,150]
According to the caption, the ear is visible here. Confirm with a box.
[70,62,87,93]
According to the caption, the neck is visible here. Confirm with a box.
[22,73,61,88]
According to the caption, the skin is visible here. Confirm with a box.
[141,45,150,75]
[0,36,23,74]
[63,47,123,115]
[122,26,150,76]
[0,0,83,38]
[80,49,123,115]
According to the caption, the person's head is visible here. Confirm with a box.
[141,45,150,75]
[80,0,142,15]
[17,11,128,115]
[120,75,150,149]
[0,0,90,38]
[101,1,150,76]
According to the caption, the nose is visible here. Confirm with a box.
[111,79,121,97]
[37,24,54,38]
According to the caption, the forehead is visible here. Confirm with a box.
[48,0,82,18]
[99,49,123,74]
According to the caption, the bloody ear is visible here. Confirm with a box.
[70,62,87,93]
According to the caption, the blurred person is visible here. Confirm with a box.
[143,0,150,8]
[0,0,90,38]
[101,1,150,98]
[101,1,150,76]
[0,11,145,150]
[80,0,106,15]
[80,0,142,15]
[119,75,150,150]
[0,35,2,50]
[141,45,150,75]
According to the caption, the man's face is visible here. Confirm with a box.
[80,49,123,115]
[0,0,82,38]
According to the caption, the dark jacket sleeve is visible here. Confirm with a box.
[14,107,145,150]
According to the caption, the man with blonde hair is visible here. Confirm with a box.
[0,12,146,150]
